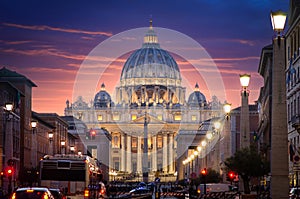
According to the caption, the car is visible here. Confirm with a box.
[98,182,107,198]
[118,186,152,199]
[49,188,66,199]
[10,187,55,199]
[290,187,300,199]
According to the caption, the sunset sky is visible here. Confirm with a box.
[0,0,289,115]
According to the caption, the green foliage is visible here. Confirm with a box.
[224,145,270,194]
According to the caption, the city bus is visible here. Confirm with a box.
[39,154,103,198]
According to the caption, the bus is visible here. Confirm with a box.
[39,154,103,198]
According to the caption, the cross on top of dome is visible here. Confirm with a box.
[143,19,159,47]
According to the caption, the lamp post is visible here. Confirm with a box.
[70,146,75,154]
[30,121,37,168]
[201,140,207,168]
[48,132,54,155]
[61,140,66,154]
[239,74,250,149]
[270,10,289,199]
[142,111,149,183]
[213,121,222,176]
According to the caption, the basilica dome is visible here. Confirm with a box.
[188,83,207,107]
[120,22,181,87]
[94,83,113,108]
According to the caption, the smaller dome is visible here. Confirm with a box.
[188,83,207,107]
[94,83,113,108]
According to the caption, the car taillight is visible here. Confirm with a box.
[84,189,89,198]
[43,193,49,199]
[11,193,16,199]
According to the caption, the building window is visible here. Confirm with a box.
[113,114,120,121]
[157,136,162,149]
[131,114,137,120]
[157,115,162,120]
[132,137,137,150]
[192,115,197,121]
[174,114,181,121]
[113,135,120,148]
[97,115,103,121]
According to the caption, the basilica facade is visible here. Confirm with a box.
[64,22,225,181]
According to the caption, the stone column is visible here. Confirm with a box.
[168,134,174,173]
[240,89,250,149]
[270,36,289,199]
[163,133,168,172]
[121,133,125,171]
[137,136,142,173]
[126,135,132,173]
[152,135,157,172]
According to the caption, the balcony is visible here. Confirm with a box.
[291,115,300,132]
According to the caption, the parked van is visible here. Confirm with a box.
[197,183,237,194]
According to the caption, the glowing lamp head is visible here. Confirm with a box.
[214,121,221,131]
[197,146,202,152]
[270,10,287,33]
[223,103,232,114]
[240,74,251,88]
[31,120,38,128]
[5,103,13,111]
[206,132,212,140]
[201,140,207,147]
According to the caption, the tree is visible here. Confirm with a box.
[224,145,269,194]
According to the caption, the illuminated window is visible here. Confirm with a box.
[131,114,137,120]
[113,135,119,148]
[192,115,197,121]
[157,136,163,148]
[132,137,137,149]
[113,114,120,121]
[174,114,181,121]
[157,115,162,120]
[97,115,103,121]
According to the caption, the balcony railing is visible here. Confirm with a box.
[291,115,300,131]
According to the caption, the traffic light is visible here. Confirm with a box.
[227,171,236,183]
[85,131,90,140]
[201,168,207,176]
[6,167,13,180]
[90,130,96,140]
[1,171,4,181]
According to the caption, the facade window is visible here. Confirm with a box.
[157,136,162,148]
[132,137,137,149]
[131,114,137,120]
[113,114,120,121]
[192,115,197,121]
[97,115,103,121]
[174,114,181,121]
[113,135,120,148]
[157,115,162,120]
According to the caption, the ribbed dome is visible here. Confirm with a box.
[120,22,181,85]
[188,83,207,107]
[94,83,113,108]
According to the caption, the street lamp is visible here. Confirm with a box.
[61,140,66,154]
[269,9,289,199]
[70,146,75,154]
[240,74,250,149]
[5,103,13,112]
[223,102,231,120]
[31,121,37,133]
[270,10,287,35]
[30,120,38,168]
[48,132,53,143]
